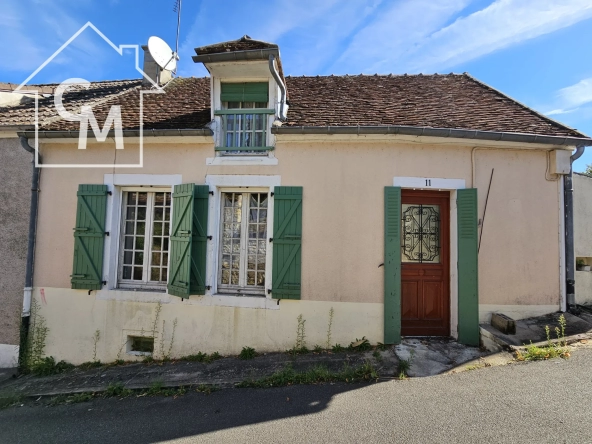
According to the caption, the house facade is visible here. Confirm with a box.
[575,172,592,306]
[1,37,590,364]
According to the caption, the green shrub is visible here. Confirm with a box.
[239,346,257,360]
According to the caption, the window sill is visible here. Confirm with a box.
[94,289,280,310]
[206,156,278,166]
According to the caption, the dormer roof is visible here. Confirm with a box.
[194,35,278,56]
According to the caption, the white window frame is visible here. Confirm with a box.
[217,188,270,296]
[102,174,183,291]
[117,187,172,291]
[206,77,278,166]
[205,175,281,299]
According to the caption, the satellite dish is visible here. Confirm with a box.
[148,36,177,72]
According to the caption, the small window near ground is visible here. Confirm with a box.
[129,336,154,353]
[218,191,268,295]
[119,190,172,290]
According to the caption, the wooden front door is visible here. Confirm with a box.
[401,190,450,336]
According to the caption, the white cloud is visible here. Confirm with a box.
[177,0,383,77]
[330,0,471,74]
[544,77,592,116]
[408,0,592,73]
[328,0,592,74]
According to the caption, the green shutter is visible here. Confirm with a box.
[384,187,402,344]
[190,185,209,295]
[71,184,108,290]
[271,186,302,300]
[457,188,479,346]
[168,184,195,298]
[221,82,269,103]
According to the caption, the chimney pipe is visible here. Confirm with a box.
[141,45,172,87]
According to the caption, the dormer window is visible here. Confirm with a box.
[215,82,274,155]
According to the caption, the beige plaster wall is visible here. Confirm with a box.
[34,139,562,307]
[574,173,592,258]
[28,138,565,359]
[0,138,30,349]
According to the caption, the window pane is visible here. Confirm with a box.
[154,193,165,206]
[153,237,162,251]
[243,101,254,108]
[254,132,263,147]
[255,114,264,131]
[136,222,145,236]
[124,236,133,249]
[228,101,240,109]
[123,251,133,265]
[125,221,134,235]
[137,207,146,220]
[256,102,267,108]
[226,114,234,131]
[150,268,160,281]
[401,204,441,263]
[127,192,136,205]
[134,252,144,265]
[152,252,161,266]
[247,271,255,286]
[126,207,136,220]
[133,267,143,280]
[154,207,163,221]
[135,236,144,250]
[123,266,132,279]
[137,193,148,205]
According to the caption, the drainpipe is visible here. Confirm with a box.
[565,145,586,312]
[268,54,288,121]
[18,136,40,369]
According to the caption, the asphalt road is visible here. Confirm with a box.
[2,347,592,444]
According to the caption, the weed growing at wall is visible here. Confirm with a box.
[239,346,257,360]
[180,352,222,363]
[515,315,570,361]
[326,307,334,350]
[397,350,415,379]
[92,330,101,362]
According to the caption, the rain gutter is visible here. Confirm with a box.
[272,125,592,147]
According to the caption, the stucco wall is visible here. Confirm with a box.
[29,137,563,360]
[574,173,592,305]
[574,173,592,258]
[0,138,30,351]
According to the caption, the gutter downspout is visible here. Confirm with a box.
[268,54,288,121]
[19,136,40,369]
[565,146,586,312]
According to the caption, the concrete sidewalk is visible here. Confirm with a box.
[0,339,501,400]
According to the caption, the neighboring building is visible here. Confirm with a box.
[575,172,592,306]
[0,135,30,368]
[0,36,590,364]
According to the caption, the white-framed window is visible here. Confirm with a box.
[219,101,271,155]
[118,188,172,290]
[218,189,269,296]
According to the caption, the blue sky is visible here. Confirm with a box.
[2,0,592,171]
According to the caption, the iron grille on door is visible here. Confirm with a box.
[401,204,441,263]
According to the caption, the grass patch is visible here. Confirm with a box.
[515,315,570,362]
[236,361,379,388]
[29,357,75,376]
[331,344,346,353]
[79,361,104,370]
[239,346,257,360]
[348,337,372,352]
[396,350,415,379]
[0,394,23,410]
[180,352,222,363]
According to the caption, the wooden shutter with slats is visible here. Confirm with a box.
[384,186,402,344]
[457,188,479,345]
[271,186,302,300]
[71,184,108,290]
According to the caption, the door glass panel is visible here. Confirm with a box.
[401,204,440,263]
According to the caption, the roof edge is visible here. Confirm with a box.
[463,73,589,140]
[273,125,592,147]
[18,128,213,139]
[192,48,279,64]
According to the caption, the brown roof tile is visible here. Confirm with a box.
[0,73,586,140]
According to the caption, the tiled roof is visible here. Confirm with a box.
[0,73,587,140]
[194,35,277,56]
[283,74,585,138]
